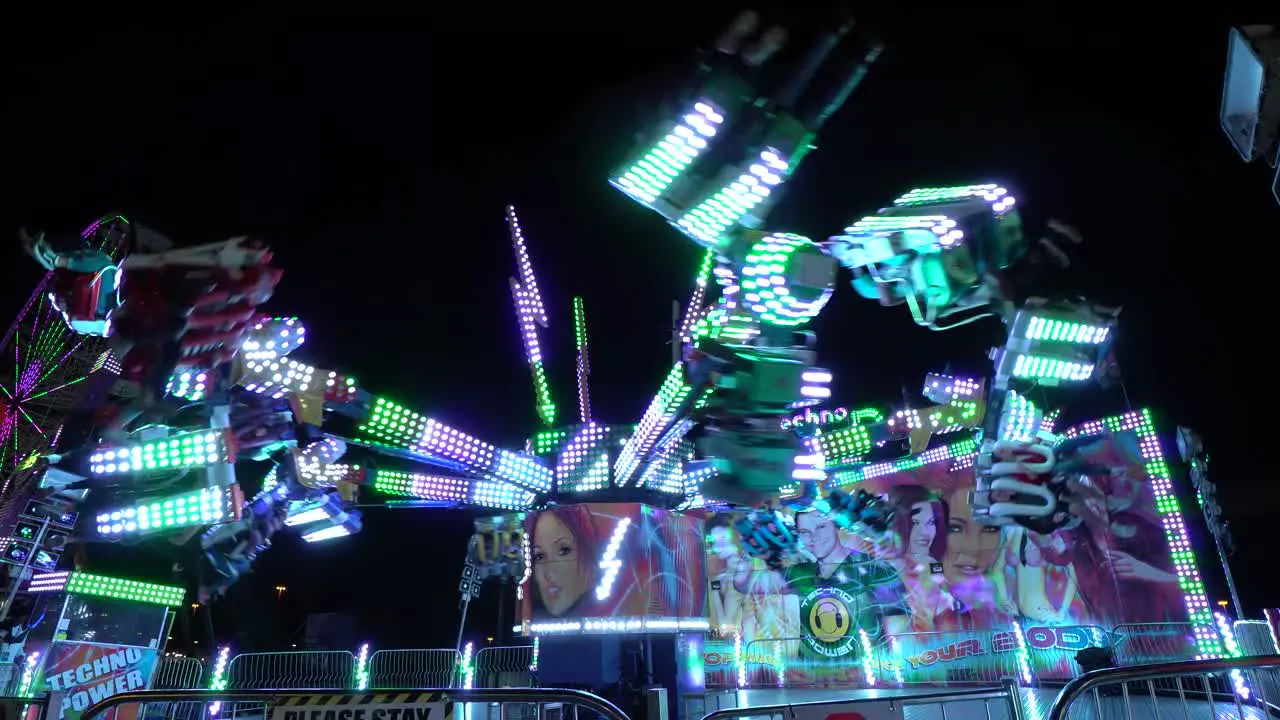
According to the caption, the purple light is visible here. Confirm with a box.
[29,571,70,593]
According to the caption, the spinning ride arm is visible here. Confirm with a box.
[611,11,883,253]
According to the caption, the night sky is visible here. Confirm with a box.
[5,15,1275,653]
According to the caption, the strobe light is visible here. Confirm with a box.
[1220,25,1279,165]
[301,510,362,543]
[284,493,344,528]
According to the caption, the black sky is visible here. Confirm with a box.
[5,15,1276,651]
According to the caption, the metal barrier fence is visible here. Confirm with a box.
[368,649,459,690]
[474,646,535,689]
[733,624,1201,689]
[81,688,629,720]
[698,684,1023,720]
[142,657,208,720]
[1111,623,1203,666]
[152,657,206,690]
[1047,654,1280,720]
[222,651,356,720]
[1236,621,1280,657]
[226,651,355,689]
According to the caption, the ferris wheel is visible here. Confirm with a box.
[0,216,134,501]
[0,274,110,479]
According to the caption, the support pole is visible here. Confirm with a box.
[450,595,471,688]
[1178,426,1245,618]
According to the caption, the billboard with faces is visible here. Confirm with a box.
[701,429,1192,687]
[518,503,707,625]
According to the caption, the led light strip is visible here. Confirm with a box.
[89,428,235,476]
[505,206,548,326]
[1215,612,1251,699]
[95,485,243,536]
[359,399,553,493]
[520,617,711,635]
[828,437,978,486]
[29,570,185,606]
[594,517,633,601]
[610,99,724,204]
[573,297,592,423]
[675,148,790,247]
[556,423,606,482]
[678,249,717,344]
[353,643,370,690]
[207,645,231,716]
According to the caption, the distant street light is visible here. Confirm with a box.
[275,585,287,601]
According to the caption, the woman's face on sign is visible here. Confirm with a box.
[943,489,1001,586]
[908,501,937,560]
[532,512,588,616]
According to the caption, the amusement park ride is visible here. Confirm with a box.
[0,11,1274,714]
[1220,25,1279,205]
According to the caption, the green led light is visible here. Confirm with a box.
[893,184,1003,206]
[1010,353,1094,381]
[65,571,185,607]
[359,397,427,448]
[611,99,727,204]
[533,429,569,456]
[810,425,873,463]
[89,429,231,475]
[96,486,238,536]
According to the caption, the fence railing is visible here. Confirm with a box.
[152,657,205,690]
[1111,622,1203,666]
[141,656,209,720]
[1047,654,1280,720]
[1236,621,1280,657]
[474,645,535,689]
[698,684,1023,720]
[367,649,459,689]
[226,650,355,690]
[222,650,357,720]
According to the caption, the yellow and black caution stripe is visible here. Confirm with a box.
[271,692,454,720]
[276,693,449,707]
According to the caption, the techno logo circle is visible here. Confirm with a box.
[800,586,857,657]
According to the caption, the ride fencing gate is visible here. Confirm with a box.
[146,647,532,690]
[367,649,460,689]
[139,656,206,720]
[112,648,534,720]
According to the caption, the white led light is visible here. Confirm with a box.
[594,517,633,601]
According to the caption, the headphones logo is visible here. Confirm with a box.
[801,587,858,658]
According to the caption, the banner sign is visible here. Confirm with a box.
[272,706,446,720]
[39,641,159,720]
